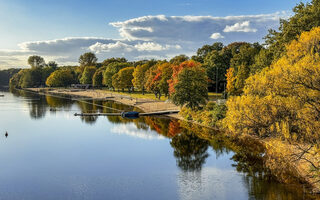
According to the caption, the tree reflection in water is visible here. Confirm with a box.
[171,132,209,172]
[9,89,320,199]
[11,89,48,119]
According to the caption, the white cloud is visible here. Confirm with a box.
[111,123,165,140]
[89,41,134,53]
[110,12,286,43]
[134,42,181,51]
[223,21,257,33]
[0,12,288,68]
[210,33,224,39]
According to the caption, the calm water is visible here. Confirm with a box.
[0,89,316,200]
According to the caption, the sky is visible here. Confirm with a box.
[0,0,308,69]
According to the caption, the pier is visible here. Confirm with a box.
[74,110,179,118]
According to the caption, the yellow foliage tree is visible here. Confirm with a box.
[223,27,320,143]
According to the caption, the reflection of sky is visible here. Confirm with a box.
[0,91,305,200]
[177,167,247,200]
[176,147,248,200]
[111,123,165,140]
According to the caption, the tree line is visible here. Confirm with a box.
[8,0,320,141]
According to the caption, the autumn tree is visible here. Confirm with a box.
[79,66,97,84]
[116,67,134,92]
[103,62,130,90]
[79,52,97,67]
[132,64,151,95]
[226,43,262,95]
[46,69,76,87]
[224,27,320,143]
[171,65,208,109]
[144,65,160,98]
[154,62,173,97]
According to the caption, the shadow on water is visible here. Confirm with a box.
[7,89,320,200]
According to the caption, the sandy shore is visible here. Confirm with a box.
[26,88,182,118]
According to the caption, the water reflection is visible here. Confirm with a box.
[171,132,209,172]
[4,89,320,200]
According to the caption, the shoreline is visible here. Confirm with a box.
[23,87,320,194]
[25,88,183,119]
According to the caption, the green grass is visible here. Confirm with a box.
[100,90,168,101]
[99,89,223,102]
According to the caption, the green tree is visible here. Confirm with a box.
[170,54,189,65]
[192,42,224,63]
[171,131,209,171]
[132,63,153,94]
[227,43,262,94]
[250,48,274,74]
[112,73,120,92]
[47,61,58,69]
[92,69,104,87]
[265,0,320,59]
[0,68,20,86]
[28,55,46,68]
[9,69,27,88]
[79,66,97,84]
[171,66,208,109]
[79,52,97,67]
[20,67,43,88]
[103,62,131,89]
[117,67,134,92]
[204,49,230,92]
[46,69,76,87]
[102,57,127,66]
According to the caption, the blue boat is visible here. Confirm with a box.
[121,111,140,119]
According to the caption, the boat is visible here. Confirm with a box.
[121,111,140,119]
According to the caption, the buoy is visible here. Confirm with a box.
[5,131,8,138]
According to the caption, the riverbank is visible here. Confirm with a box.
[25,88,182,118]
[24,87,320,194]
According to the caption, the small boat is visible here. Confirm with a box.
[121,111,140,119]
[0,95,4,97]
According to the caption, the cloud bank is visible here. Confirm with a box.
[0,12,287,68]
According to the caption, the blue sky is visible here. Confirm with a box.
[0,0,307,68]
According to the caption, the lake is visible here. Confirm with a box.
[0,89,315,200]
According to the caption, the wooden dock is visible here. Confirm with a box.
[74,110,179,117]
